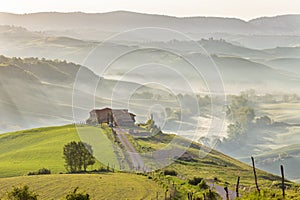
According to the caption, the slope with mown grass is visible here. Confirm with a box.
[0,173,164,200]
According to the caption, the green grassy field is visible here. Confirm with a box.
[76,124,122,169]
[0,173,164,200]
[131,133,282,188]
[0,125,118,178]
[0,124,295,199]
[127,132,300,199]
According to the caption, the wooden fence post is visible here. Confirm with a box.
[281,165,285,198]
[236,176,240,198]
[251,156,260,194]
[224,187,229,200]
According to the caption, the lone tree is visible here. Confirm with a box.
[63,141,95,173]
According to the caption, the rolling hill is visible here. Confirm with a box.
[0,55,163,133]
[142,39,273,59]
[265,58,300,74]
[0,125,119,177]
[249,15,300,34]
[264,46,300,58]
[0,124,288,199]
[255,144,300,182]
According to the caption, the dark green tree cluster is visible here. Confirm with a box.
[63,141,95,173]
[163,169,177,176]
[28,168,51,176]
[225,91,277,143]
[226,94,255,139]
[7,185,38,200]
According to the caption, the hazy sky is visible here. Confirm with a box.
[1,0,300,20]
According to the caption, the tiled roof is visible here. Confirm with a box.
[112,109,135,126]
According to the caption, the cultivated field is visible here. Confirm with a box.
[0,173,164,199]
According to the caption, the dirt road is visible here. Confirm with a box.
[114,128,146,171]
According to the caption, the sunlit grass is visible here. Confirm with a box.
[0,173,164,200]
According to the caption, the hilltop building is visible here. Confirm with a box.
[86,108,136,127]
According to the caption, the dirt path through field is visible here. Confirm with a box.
[114,128,147,171]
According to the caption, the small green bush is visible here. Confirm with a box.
[163,169,178,176]
[203,189,220,200]
[198,179,209,190]
[66,187,90,200]
[188,177,203,186]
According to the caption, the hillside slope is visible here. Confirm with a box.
[0,125,281,184]
[0,56,154,133]
[265,58,300,74]
[0,125,119,177]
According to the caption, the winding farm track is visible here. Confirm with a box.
[113,128,146,172]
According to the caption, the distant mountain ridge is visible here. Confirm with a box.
[250,14,300,34]
[0,11,300,35]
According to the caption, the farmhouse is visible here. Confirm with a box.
[86,108,136,127]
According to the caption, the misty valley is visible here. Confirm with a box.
[1,11,300,199]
